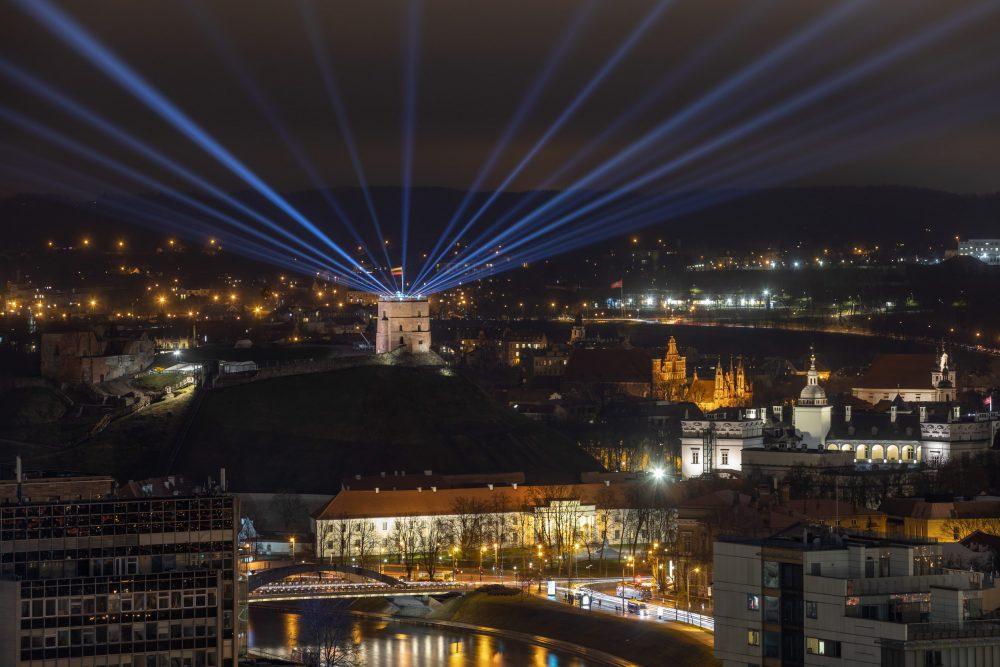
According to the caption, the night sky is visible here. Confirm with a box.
[1,0,999,199]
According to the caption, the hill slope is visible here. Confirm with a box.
[176,365,600,492]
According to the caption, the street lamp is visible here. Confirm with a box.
[686,566,701,611]
[536,544,544,592]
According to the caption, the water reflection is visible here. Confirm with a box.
[249,604,590,666]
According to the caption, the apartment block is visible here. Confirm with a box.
[714,527,1000,666]
[0,489,240,667]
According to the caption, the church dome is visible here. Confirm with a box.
[798,347,828,406]
[799,383,827,405]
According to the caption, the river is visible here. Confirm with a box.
[248,604,591,666]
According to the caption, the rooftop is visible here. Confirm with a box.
[855,353,941,389]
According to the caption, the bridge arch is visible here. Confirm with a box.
[248,563,401,591]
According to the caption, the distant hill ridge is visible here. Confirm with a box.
[2,185,998,252]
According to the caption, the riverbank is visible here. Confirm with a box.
[428,590,718,666]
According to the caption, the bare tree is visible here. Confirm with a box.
[272,492,308,533]
[450,496,489,553]
[298,602,363,667]
[354,519,378,569]
[419,517,453,580]
[391,517,422,579]
[942,516,1000,542]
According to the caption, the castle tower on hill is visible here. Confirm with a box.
[376,297,430,354]
[652,336,752,410]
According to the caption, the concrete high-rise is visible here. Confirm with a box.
[0,476,240,667]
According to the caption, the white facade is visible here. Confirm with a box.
[852,349,957,404]
[714,533,1000,667]
[958,239,1000,265]
[375,297,430,354]
[680,418,763,478]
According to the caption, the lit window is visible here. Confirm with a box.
[806,637,841,657]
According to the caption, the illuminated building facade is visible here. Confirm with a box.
[957,239,1000,265]
[651,336,752,411]
[652,336,687,401]
[375,297,430,354]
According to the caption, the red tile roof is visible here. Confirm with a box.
[312,481,645,520]
[564,348,651,383]
[856,353,937,390]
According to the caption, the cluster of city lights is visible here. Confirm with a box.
[3,0,998,301]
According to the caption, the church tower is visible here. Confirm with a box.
[714,357,726,403]
[793,347,832,449]
[652,335,687,400]
[570,313,586,345]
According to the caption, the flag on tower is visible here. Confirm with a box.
[610,279,623,289]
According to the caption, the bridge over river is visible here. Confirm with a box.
[247,561,471,602]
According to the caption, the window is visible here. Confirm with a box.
[747,593,760,611]
[763,561,780,588]
[806,601,818,619]
[806,637,841,657]
[763,631,780,658]
[747,629,760,646]
[721,449,729,465]
[763,595,779,623]
[691,449,700,465]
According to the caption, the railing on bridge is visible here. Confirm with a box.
[248,580,472,602]
[247,561,400,591]
[573,587,715,631]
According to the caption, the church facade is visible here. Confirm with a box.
[852,347,957,405]
[652,336,753,411]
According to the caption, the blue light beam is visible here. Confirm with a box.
[410,0,599,288]
[12,0,388,294]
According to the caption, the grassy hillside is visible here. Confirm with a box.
[176,365,600,492]
[429,591,718,666]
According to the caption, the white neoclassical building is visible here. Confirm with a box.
[309,479,667,564]
[680,415,764,479]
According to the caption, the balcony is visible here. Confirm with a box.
[906,620,1000,641]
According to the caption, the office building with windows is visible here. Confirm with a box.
[0,483,240,667]
[713,527,1000,667]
